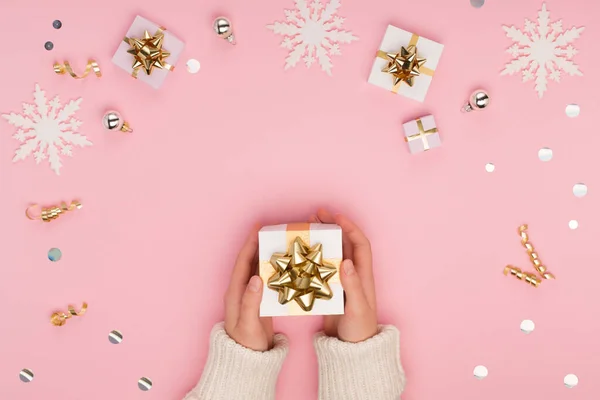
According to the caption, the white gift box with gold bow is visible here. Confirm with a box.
[368,25,444,103]
[259,223,344,317]
[112,15,184,89]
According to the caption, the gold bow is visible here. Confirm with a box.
[377,34,434,93]
[267,237,337,312]
[124,28,173,78]
[406,118,438,151]
[381,45,426,88]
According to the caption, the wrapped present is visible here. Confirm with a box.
[112,15,184,89]
[259,223,344,317]
[402,115,441,153]
[368,25,444,102]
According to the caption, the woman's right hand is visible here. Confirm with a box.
[309,209,379,343]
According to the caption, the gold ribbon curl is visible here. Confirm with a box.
[518,224,555,280]
[267,237,338,312]
[377,34,434,94]
[504,224,555,287]
[26,200,82,222]
[54,60,101,79]
[123,27,174,78]
[50,302,88,326]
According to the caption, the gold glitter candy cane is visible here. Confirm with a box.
[50,302,88,326]
[503,265,541,288]
[518,224,556,280]
[54,60,102,79]
[26,200,82,222]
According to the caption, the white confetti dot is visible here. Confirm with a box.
[538,147,553,162]
[569,220,579,230]
[473,365,488,380]
[564,373,578,388]
[186,59,201,74]
[565,104,580,118]
[485,163,495,172]
[573,183,587,198]
[520,319,535,334]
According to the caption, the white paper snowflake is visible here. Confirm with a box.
[501,3,584,98]
[2,84,91,175]
[266,0,358,76]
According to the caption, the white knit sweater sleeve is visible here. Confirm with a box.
[183,322,288,400]
[314,325,406,400]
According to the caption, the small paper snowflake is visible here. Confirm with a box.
[2,84,91,175]
[501,2,584,98]
[266,0,358,76]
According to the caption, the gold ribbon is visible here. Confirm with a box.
[377,34,434,93]
[54,60,101,79]
[503,224,555,288]
[503,266,541,287]
[405,118,437,151]
[264,223,339,312]
[50,302,88,326]
[123,27,174,78]
[518,224,555,279]
[26,200,82,222]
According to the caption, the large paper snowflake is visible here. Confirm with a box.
[501,3,584,98]
[266,0,358,76]
[2,84,91,175]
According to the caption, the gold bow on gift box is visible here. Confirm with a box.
[267,237,337,312]
[124,28,173,78]
[377,34,434,93]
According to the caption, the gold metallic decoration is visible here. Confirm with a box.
[26,200,82,222]
[123,28,173,78]
[54,60,102,79]
[50,302,88,326]
[503,265,541,287]
[381,45,426,88]
[267,237,337,312]
[376,34,434,93]
[518,224,556,280]
[405,118,438,151]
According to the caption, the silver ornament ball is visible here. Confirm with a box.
[470,90,490,110]
[462,89,490,112]
[102,111,123,131]
[213,17,236,44]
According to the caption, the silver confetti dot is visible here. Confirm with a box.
[44,41,54,51]
[109,330,123,344]
[138,377,153,391]
[53,20,62,29]
[48,248,62,262]
[19,368,34,383]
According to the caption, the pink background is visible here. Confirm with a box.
[0,0,598,399]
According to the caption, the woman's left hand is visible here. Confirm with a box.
[223,226,274,351]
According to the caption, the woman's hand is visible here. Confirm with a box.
[224,225,274,351]
[309,209,378,343]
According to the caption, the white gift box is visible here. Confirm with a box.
[259,223,344,317]
[368,25,444,103]
[112,15,184,89]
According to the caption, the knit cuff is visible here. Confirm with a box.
[314,325,406,400]
[184,322,288,400]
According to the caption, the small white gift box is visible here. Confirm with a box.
[368,25,444,102]
[112,15,184,89]
[259,223,344,317]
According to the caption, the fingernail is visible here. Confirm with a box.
[343,259,355,276]
[248,276,262,292]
